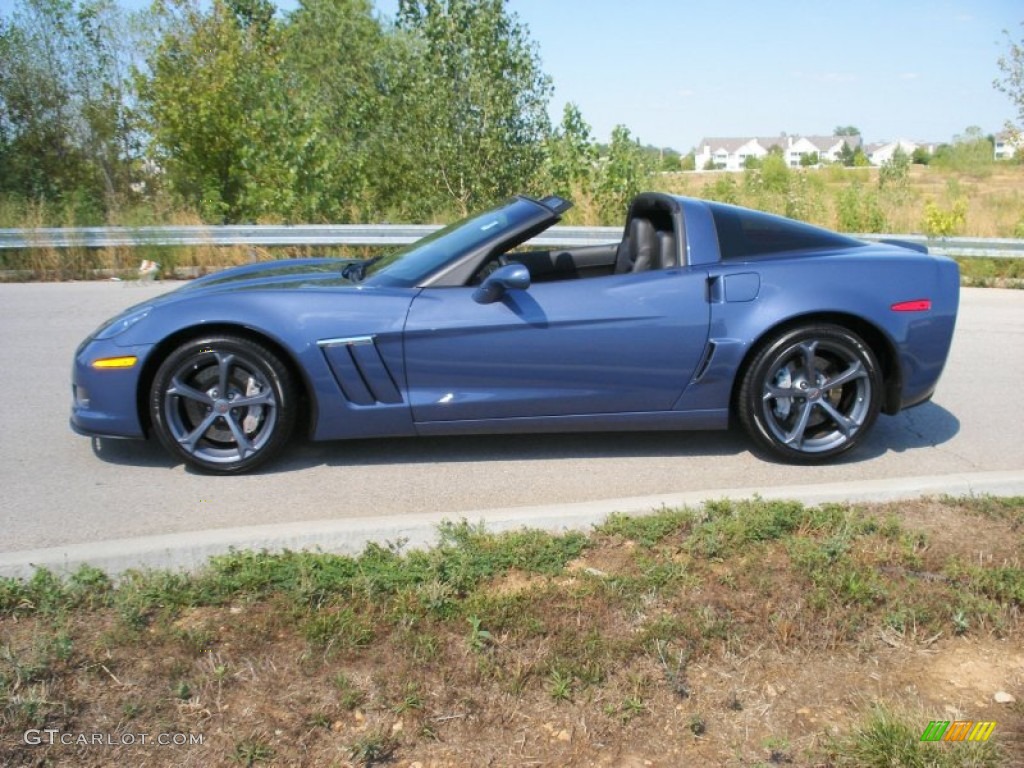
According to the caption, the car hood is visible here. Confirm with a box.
[137,258,366,309]
[173,257,358,295]
[89,259,370,342]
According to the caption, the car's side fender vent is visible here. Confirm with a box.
[691,341,717,384]
[318,336,403,405]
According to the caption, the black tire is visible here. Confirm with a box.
[738,324,882,463]
[150,335,297,473]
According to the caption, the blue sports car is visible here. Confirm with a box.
[71,193,959,473]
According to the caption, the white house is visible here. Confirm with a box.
[791,135,861,165]
[694,134,862,170]
[994,131,1023,160]
[863,139,919,166]
[696,137,772,171]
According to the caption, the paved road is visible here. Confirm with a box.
[1,281,1022,572]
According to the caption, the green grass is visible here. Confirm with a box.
[957,256,1024,288]
[830,705,1003,767]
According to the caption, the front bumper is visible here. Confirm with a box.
[70,338,154,439]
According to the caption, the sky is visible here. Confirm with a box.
[10,0,1019,152]
[367,0,1022,151]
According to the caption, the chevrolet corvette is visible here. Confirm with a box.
[71,193,959,473]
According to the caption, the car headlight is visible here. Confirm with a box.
[94,306,152,340]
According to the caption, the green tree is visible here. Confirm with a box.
[138,0,302,221]
[653,147,682,173]
[542,102,597,199]
[0,0,136,219]
[395,0,552,215]
[994,23,1024,133]
[280,0,394,220]
[838,141,869,167]
[930,126,994,176]
[878,146,910,190]
[833,125,861,137]
[759,152,790,193]
[596,125,651,222]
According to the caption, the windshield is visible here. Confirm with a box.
[361,197,551,288]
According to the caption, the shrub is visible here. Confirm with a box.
[922,199,968,237]
[836,183,885,232]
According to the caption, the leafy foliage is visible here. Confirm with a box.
[0,0,137,219]
[138,0,301,221]
[930,126,995,177]
[923,198,968,236]
[994,23,1024,133]
[836,183,886,233]
[394,0,552,215]
[543,102,597,200]
[596,124,652,221]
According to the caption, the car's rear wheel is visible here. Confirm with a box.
[150,335,297,473]
[738,324,882,462]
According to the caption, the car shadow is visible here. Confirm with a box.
[87,400,959,474]
[89,436,179,468]
[841,400,961,462]
[276,429,750,473]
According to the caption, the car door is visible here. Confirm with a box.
[402,268,711,423]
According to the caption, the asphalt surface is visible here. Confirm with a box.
[1,281,1022,577]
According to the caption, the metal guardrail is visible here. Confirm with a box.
[852,234,1024,259]
[0,224,622,250]
[0,224,1020,257]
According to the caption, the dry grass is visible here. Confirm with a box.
[657,164,1024,238]
[1,164,1022,280]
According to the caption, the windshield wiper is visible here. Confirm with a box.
[341,256,381,282]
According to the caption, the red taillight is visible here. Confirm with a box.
[891,299,931,312]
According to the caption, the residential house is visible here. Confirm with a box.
[863,139,920,166]
[785,135,861,166]
[694,134,862,170]
[994,131,1023,160]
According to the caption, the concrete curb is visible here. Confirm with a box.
[2,469,1022,579]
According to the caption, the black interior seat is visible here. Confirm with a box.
[656,230,677,268]
[614,217,658,274]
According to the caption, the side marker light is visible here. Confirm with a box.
[91,356,138,369]
[891,299,931,312]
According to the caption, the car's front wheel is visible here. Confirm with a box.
[738,324,882,462]
[150,335,297,473]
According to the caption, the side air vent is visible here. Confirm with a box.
[691,341,717,383]
[318,336,403,405]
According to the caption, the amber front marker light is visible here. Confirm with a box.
[91,356,138,369]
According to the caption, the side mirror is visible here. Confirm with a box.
[472,263,531,304]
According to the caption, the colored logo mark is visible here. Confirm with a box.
[920,720,996,742]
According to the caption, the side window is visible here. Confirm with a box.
[710,204,859,260]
